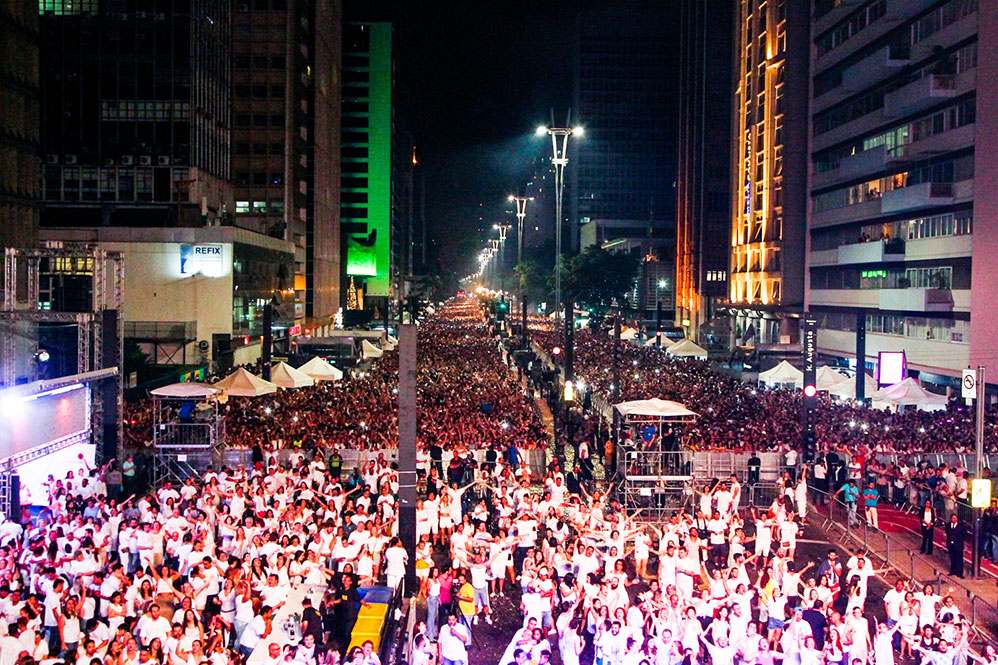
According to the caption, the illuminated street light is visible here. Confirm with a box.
[536,116,583,329]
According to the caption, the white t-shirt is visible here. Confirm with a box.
[438,623,470,663]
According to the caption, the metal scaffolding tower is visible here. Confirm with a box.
[1,246,124,462]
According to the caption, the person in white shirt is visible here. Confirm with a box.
[437,614,471,665]
[238,605,274,658]
[383,538,408,590]
[136,603,171,647]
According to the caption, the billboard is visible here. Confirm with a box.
[877,351,906,385]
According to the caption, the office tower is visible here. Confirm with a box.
[573,2,679,318]
[38,1,299,368]
[341,18,410,310]
[40,0,232,226]
[807,0,993,385]
[676,0,734,341]
[0,0,40,251]
[727,0,810,346]
[231,0,342,323]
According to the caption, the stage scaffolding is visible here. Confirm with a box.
[610,399,699,524]
[1,246,124,463]
[149,385,226,487]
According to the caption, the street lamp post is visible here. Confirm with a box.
[509,195,534,349]
[536,121,583,331]
[493,223,511,292]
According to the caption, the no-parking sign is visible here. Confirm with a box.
[962,369,977,400]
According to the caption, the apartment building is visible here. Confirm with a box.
[806,0,997,385]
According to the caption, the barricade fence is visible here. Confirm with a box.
[807,484,998,641]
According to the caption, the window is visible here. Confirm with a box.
[270,173,283,185]
[253,114,267,127]
[235,172,250,186]
[235,143,250,155]
[252,201,267,213]
[253,173,267,185]
[271,56,286,69]
[252,143,266,155]
[236,201,250,213]
[270,201,284,213]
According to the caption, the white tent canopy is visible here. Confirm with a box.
[362,339,384,359]
[620,327,638,340]
[644,336,676,347]
[614,397,698,418]
[269,362,314,389]
[666,338,708,359]
[758,360,804,387]
[150,383,219,398]
[871,377,948,410]
[297,356,343,381]
[212,368,277,397]
[828,372,879,399]
[816,365,850,391]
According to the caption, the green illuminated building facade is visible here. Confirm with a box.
[342,21,394,301]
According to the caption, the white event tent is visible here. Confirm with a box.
[871,377,948,412]
[828,372,879,400]
[665,339,708,359]
[212,368,277,397]
[815,365,850,391]
[758,360,804,387]
[297,356,343,381]
[269,362,314,389]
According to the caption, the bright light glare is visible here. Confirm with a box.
[535,125,548,136]
[572,126,585,136]
[658,279,667,288]
[508,194,515,202]
[0,395,21,417]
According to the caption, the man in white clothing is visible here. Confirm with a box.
[438,614,471,665]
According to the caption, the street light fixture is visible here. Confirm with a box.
[537,117,582,330]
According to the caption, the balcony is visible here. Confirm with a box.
[841,45,910,93]
[837,238,905,264]
[883,74,957,119]
[880,182,954,214]
[839,145,886,179]
[884,123,975,167]
[878,287,953,312]
[809,289,879,308]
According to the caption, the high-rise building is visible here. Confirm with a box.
[573,2,679,319]
[0,0,40,251]
[341,18,410,311]
[37,1,299,369]
[676,0,734,342]
[727,0,810,346]
[807,0,995,386]
[230,0,342,325]
[39,0,232,227]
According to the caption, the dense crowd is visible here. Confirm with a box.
[8,296,997,665]
[531,329,996,455]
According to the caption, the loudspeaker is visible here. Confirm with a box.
[9,475,21,524]
[101,310,121,461]
[213,333,234,374]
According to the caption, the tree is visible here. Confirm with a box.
[513,259,551,303]
[557,246,640,324]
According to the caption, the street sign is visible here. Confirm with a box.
[972,478,991,508]
[963,369,977,400]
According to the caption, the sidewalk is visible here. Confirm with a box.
[808,497,998,637]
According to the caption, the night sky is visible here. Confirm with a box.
[385,0,605,280]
